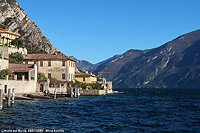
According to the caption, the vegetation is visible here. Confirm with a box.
[11,38,23,48]
[37,73,57,80]
[37,73,47,80]
[69,80,102,90]
[0,69,11,79]
[9,52,24,64]
[48,76,57,80]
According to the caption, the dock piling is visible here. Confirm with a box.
[54,88,56,99]
[12,88,15,104]
[7,89,11,107]
[0,89,3,110]
[71,87,73,98]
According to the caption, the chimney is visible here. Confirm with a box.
[90,71,93,75]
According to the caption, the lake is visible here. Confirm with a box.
[0,88,200,132]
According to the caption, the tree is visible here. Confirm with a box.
[0,69,11,79]
[11,38,23,48]
[9,52,24,64]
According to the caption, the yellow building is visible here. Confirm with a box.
[0,28,20,47]
[75,73,97,83]
[23,53,76,82]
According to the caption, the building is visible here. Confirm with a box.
[23,53,76,82]
[75,71,97,83]
[0,64,37,94]
[0,28,20,47]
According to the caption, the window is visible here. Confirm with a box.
[62,73,65,80]
[48,73,51,78]
[62,61,65,66]
[83,77,85,81]
[69,74,70,80]
[34,61,36,64]
[31,71,35,80]
[4,85,7,93]
[48,61,51,66]
[40,61,43,67]
[25,61,28,64]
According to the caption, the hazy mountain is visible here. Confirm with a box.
[71,54,119,71]
[69,56,96,71]
[0,0,58,54]
[92,29,200,88]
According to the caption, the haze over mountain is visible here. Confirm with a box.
[90,29,200,88]
[0,0,58,54]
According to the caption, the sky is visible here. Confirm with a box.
[17,0,200,64]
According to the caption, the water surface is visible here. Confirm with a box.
[0,88,200,132]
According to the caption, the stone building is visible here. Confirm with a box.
[23,53,76,82]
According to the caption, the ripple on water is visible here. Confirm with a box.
[0,88,200,132]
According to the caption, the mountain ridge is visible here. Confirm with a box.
[91,29,200,88]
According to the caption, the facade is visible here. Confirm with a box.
[0,28,20,47]
[75,72,97,83]
[23,53,76,82]
[0,64,37,94]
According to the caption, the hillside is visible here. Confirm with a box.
[92,29,200,88]
[0,0,58,54]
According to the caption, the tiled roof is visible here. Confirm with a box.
[23,54,76,61]
[7,68,33,73]
[9,63,34,68]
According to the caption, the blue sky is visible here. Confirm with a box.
[17,0,200,64]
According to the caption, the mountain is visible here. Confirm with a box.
[69,56,96,71]
[93,29,200,88]
[92,49,150,80]
[70,54,119,72]
[0,0,58,54]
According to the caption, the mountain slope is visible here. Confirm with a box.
[91,29,200,88]
[0,0,58,54]
[92,49,149,80]
[114,29,200,88]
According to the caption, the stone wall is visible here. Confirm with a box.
[79,89,107,96]
[0,79,37,94]
[0,59,8,70]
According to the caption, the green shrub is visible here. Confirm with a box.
[0,69,11,79]
[37,73,47,80]
[9,52,24,64]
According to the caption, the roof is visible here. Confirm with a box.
[23,54,76,62]
[0,28,20,36]
[75,73,97,77]
[9,63,34,69]
[7,68,34,73]
[0,28,6,31]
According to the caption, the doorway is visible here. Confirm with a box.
[40,84,44,92]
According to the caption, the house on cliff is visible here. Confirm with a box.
[0,28,20,47]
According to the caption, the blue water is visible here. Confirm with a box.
[0,88,200,132]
